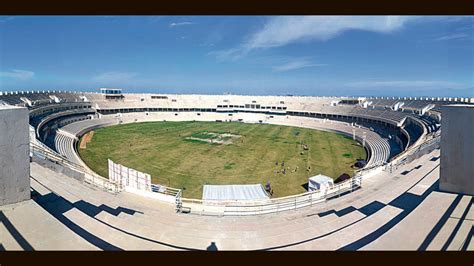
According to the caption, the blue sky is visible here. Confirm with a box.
[0,16,473,97]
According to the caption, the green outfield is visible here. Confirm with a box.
[78,121,366,198]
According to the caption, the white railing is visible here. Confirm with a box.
[151,184,182,197]
[175,190,183,213]
[180,176,362,216]
[388,134,440,169]
[30,141,119,193]
[31,140,183,198]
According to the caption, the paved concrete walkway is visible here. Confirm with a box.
[1,149,472,250]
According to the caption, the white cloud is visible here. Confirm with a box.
[346,80,465,89]
[0,69,35,80]
[455,24,474,32]
[169,21,195,28]
[211,16,418,61]
[200,42,215,47]
[434,33,470,41]
[244,16,417,50]
[272,59,327,72]
[207,48,243,62]
[93,72,138,83]
[0,16,15,23]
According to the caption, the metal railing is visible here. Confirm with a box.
[180,176,362,216]
[175,190,183,213]
[388,134,440,170]
[30,141,119,193]
[32,135,183,202]
[175,157,388,216]
[150,183,182,197]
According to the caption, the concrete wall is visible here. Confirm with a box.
[32,156,85,182]
[440,105,474,195]
[0,106,30,205]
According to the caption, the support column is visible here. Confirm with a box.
[0,106,30,206]
[440,105,474,195]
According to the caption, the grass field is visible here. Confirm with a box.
[78,121,366,198]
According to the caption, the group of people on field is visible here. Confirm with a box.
[274,160,311,175]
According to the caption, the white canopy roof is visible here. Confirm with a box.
[202,184,269,201]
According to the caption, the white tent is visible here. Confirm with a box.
[202,184,269,201]
[308,174,334,192]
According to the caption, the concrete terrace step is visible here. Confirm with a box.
[446,201,473,251]
[12,146,465,250]
[361,191,459,250]
[30,175,202,250]
[31,163,122,208]
[61,208,176,250]
[282,205,403,250]
[29,162,377,250]
[0,200,98,250]
[31,174,182,250]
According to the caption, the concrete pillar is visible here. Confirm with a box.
[440,105,474,195]
[0,106,30,206]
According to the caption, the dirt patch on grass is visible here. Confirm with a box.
[80,131,94,149]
